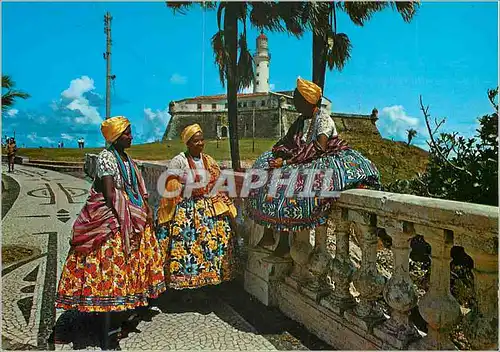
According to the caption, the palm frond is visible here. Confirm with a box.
[2,75,13,90]
[2,91,30,111]
[166,1,193,14]
[275,2,307,37]
[249,2,286,34]
[326,32,352,71]
[216,3,225,30]
[339,1,388,26]
[237,29,254,91]
[211,30,228,87]
[166,1,216,13]
[391,1,420,22]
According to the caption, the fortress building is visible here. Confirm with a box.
[163,32,380,141]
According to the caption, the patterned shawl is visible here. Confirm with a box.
[156,153,237,225]
[70,158,148,255]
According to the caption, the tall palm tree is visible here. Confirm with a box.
[166,1,305,170]
[303,1,419,91]
[2,75,30,112]
[407,128,417,145]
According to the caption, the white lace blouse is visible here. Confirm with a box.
[96,149,132,190]
[305,108,338,143]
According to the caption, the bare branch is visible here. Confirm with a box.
[419,95,472,176]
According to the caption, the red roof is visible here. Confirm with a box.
[258,32,267,40]
[181,92,268,102]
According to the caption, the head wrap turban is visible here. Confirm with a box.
[181,124,202,145]
[101,116,131,143]
[296,77,322,105]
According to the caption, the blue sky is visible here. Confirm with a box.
[2,1,498,149]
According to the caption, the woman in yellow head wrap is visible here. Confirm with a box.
[246,78,381,257]
[55,116,166,342]
[156,123,238,292]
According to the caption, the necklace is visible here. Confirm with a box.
[111,147,143,207]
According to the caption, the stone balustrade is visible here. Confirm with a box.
[84,153,498,350]
[245,189,498,350]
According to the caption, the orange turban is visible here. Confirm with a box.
[180,124,202,144]
[101,116,130,143]
[296,77,322,105]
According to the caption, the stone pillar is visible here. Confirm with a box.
[321,207,356,314]
[462,238,498,350]
[373,218,420,348]
[286,229,313,290]
[344,210,386,331]
[303,225,333,301]
[409,225,461,350]
[244,219,292,306]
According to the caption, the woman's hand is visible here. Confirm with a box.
[145,202,154,228]
[269,157,284,169]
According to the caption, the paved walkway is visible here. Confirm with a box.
[1,165,280,351]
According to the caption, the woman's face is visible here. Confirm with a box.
[187,132,205,157]
[114,126,133,149]
[293,88,315,116]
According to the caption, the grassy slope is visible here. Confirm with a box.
[11,135,427,185]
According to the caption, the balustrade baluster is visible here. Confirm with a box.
[344,210,386,331]
[321,207,356,314]
[374,218,420,348]
[459,235,498,350]
[409,226,460,350]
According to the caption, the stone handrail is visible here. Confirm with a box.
[245,189,498,350]
[84,153,498,349]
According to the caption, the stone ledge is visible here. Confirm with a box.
[277,281,398,350]
[337,189,498,235]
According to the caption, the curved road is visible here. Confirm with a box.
[2,165,280,351]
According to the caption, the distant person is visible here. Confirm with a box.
[54,116,165,342]
[61,141,64,148]
[77,137,83,149]
[6,138,17,172]
[81,137,85,149]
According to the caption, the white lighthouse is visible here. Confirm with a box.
[253,31,270,93]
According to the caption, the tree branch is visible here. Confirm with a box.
[419,95,472,176]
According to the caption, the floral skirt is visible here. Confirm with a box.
[246,149,381,232]
[156,197,235,290]
[55,226,166,312]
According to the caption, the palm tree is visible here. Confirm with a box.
[303,2,419,91]
[166,1,305,170]
[407,128,417,145]
[2,75,30,112]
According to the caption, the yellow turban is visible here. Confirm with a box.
[101,116,130,143]
[296,77,322,105]
[181,124,202,144]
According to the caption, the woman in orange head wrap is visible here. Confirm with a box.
[155,123,238,293]
[54,116,166,345]
[246,78,381,257]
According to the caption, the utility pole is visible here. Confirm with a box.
[104,12,115,119]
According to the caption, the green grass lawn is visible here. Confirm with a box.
[9,136,428,184]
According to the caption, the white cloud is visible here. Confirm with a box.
[61,133,74,141]
[170,73,187,85]
[41,136,55,144]
[61,76,102,125]
[62,76,95,99]
[270,83,276,91]
[7,109,18,117]
[143,107,171,140]
[27,133,37,142]
[377,105,424,141]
